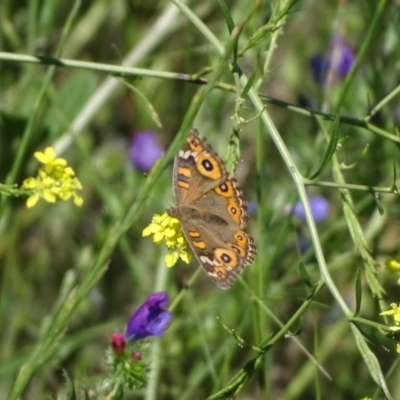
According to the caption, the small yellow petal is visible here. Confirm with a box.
[26,194,40,208]
[164,227,177,237]
[165,252,179,267]
[143,226,154,237]
[52,157,67,166]
[385,258,400,273]
[153,232,165,244]
[73,194,83,206]
[44,146,56,158]
[42,191,56,203]
[23,177,38,189]
[64,167,74,176]
[179,251,192,264]
[153,213,166,223]
[176,235,186,245]
[35,147,55,163]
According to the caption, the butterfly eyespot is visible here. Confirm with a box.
[221,253,232,262]
[196,155,222,179]
[230,206,238,214]
[215,180,236,197]
[213,266,228,279]
[234,231,247,245]
[214,248,238,268]
[219,183,228,192]
[202,159,213,171]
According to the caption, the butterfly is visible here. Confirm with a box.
[168,129,256,289]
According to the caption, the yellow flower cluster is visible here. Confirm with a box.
[380,303,400,353]
[22,147,83,208]
[143,213,191,267]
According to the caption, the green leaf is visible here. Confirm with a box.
[62,370,76,400]
[240,23,276,54]
[392,161,398,193]
[350,324,393,400]
[241,71,257,97]
[218,0,235,33]
[226,129,240,173]
[289,316,304,336]
[309,117,340,179]
[354,268,362,316]
[121,79,162,128]
[218,0,241,64]
[298,261,313,288]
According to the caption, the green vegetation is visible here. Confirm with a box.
[1,0,399,399]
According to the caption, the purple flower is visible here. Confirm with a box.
[130,131,164,172]
[293,195,330,222]
[297,235,310,254]
[311,34,355,86]
[311,55,330,86]
[247,200,258,215]
[125,292,171,342]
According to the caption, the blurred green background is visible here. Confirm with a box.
[1,0,400,399]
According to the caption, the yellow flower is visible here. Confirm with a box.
[385,256,400,273]
[34,147,66,169]
[22,146,83,208]
[143,213,192,267]
[380,303,400,325]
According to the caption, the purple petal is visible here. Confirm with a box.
[311,55,330,86]
[125,291,171,342]
[293,196,330,222]
[145,291,169,309]
[129,131,164,172]
[125,303,151,341]
[329,34,355,78]
[298,236,310,253]
[338,45,355,77]
[148,309,171,336]
[311,34,355,86]
[247,200,258,215]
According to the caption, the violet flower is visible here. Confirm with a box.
[247,200,258,215]
[311,34,355,86]
[297,235,310,254]
[130,131,164,172]
[292,195,330,222]
[125,292,171,343]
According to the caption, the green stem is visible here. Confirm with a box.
[303,179,398,194]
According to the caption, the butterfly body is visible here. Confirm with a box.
[168,129,256,289]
